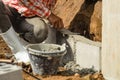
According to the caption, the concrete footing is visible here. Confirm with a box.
[0,63,23,80]
[66,35,101,71]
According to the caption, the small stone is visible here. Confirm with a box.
[5,53,13,59]
[66,78,73,80]
[47,56,52,60]
[58,67,66,71]
[92,73,99,79]
[74,73,80,77]
[82,74,92,80]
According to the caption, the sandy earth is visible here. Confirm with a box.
[53,0,102,41]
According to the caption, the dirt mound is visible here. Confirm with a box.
[53,0,102,41]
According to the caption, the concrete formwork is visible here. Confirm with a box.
[0,63,23,80]
[102,0,120,80]
[66,35,101,71]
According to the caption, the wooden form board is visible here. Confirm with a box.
[102,0,120,80]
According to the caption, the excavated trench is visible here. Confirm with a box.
[0,0,102,80]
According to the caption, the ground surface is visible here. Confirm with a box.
[0,36,104,80]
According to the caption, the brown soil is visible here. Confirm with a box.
[53,0,102,41]
[23,72,82,80]
[0,36,11,59]
[23,71,104,80]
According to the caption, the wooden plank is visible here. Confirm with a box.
[102,0,120,80]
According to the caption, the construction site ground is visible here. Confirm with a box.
[0,37,104,80]
[0,0,103,79]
